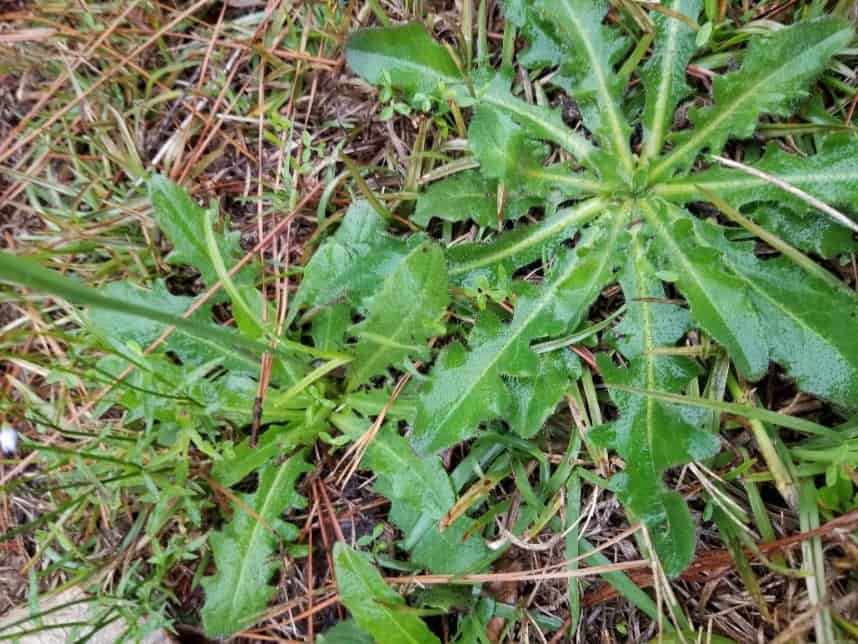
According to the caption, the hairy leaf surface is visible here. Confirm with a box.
[651,17,853,180]
[414,170,497,228]
[640,0,701,160]
[656,136,858,212]
[532,0,633,172]
[643,200,769,379]
[413,214,624,454]
[593,235,718,575]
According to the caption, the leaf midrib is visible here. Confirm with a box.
[424,212,624,447]
[723,255,855,363]
[349,48,461,87]
[481,92,595,162]
[226,464,295,628]
[349,243,437,387]
[371,437,453,518]
[554,0,634,174]
[654,169,858,201]
[649,27,851,182]
[630,236,661,502]
[449,197,604,276]
[642,2,687,160]
[641,200,754,366]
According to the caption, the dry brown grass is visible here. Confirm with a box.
[1,1,857,642]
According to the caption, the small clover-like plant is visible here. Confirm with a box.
[323,1,858,575]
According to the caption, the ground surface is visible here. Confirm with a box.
[1,1,858,643]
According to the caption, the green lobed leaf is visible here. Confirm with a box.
[642,199,769,380]
[201,455,311,637]
[650,17,854,180]
[507,351,580,438]
[656,136,858,214]
[640,0,702,160]
[695,223,858,409]
[346,22,463,97]
[414,170,497,228]
[502,0,565,69]
[148,176,254,288]
[291,201,415,319]
[311,301,351,353]
[363,424,456,520]
[348,242,449,389]
[592,234,718,575]
[333,543,440,644]
[468,105,600,199]
[412,213,625,455]
[745,205,856,259]
[478,74,596,165]
[532,0,634,174]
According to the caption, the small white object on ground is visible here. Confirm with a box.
[0,426,17,454]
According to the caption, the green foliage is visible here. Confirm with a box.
[201,455,311,637]
[345,23,462,97]
[7,3,858,641]
[149,176,256,288]
[414,170,497,228]
[341,6,858,581]
[348,242,448,388]
[333,543,441,644]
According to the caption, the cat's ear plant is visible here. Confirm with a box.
[336,0,858,576]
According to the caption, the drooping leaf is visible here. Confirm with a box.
[414,170,497,228]
[640,0,702,160]
[592,235,718,575]
[148,176,254,288]
[348,242,448,389]
[333,543,441,644]
[346,22,463,97]
[201,455,311,637]
[532,0,634,173]
[650,17,854,180]
[642,199,769,380]
[412,213,625,454]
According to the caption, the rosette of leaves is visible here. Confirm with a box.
[336,2,858,575]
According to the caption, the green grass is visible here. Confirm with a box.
[1,1,857,642]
